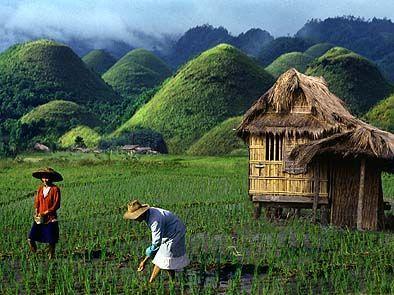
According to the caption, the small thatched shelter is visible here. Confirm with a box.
[237,68,394,230]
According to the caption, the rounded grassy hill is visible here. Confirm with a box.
[265,52,314,78]
[306,47,393,115]
[363,95,394,133]
[82,49,117,75]
[20,100,101,144]
[304,43,335,58]
[187,116,245,156]
[21,100,101,127]
[114,44,275,153]
[0,39,120,125]
[257,37,314,67]
[59,125,102,148]
[102,48,172,98]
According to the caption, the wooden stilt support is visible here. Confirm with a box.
[320,205,328,226]
[253,202,262,219]
[357,158,366,230]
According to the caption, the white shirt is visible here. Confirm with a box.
[43,186,51,198]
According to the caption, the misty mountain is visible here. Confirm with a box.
[66,38,134,59]
[233,28,274,57]
[163,25,233,68]
[163,24,274,68]
[296,16,394,61]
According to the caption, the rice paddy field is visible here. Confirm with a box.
[0,152,393,294]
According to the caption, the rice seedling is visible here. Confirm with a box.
[0,152,393,294]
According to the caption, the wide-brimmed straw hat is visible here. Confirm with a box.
[32,167,63,182]
[123,200,150,220]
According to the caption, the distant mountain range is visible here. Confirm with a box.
[0,16,393,156]
[3,16,394,76]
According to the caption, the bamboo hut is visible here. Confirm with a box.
[237,68,394,230]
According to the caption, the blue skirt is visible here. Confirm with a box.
[28,222,59,244]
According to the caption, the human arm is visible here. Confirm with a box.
[146,220,162,257]
[34,188,40,215]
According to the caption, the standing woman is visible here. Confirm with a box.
[124,200,189,283]
[28,167,63,259]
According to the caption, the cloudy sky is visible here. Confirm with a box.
[0,0,392,50]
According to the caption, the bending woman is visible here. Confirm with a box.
[124,200,189,282]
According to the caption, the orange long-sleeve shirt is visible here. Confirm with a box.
[34,185,61,222]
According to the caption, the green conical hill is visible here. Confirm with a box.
[257,37,313,66]
[265,52,314,78]
[187,116,245,156]
[363,95,394,132]
[20,100,101,142]
[102,48,172,98]
[21,100,101,127]
[59,125,101,148]
[304,43,335,58]
[82,49,117,74]
[306,47,392,115]
[0,39,120,124]
[114,44,275,153]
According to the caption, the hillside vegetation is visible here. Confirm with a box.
[257,37,314,67]
[265,52,314,78]
[0,39,121,126]
[296,16,394,61]
[82,49,117,74]
[187,116,245,156]
[377,52,394,83]
[20,100,101,127]
[304,43,335,58]
[165,25,274,68]
[19,100,101,146]
[114,44,275,153]
[103,48,172,98]
[363,95,394,132]
[306,47,393,115]
[59,125,102,148]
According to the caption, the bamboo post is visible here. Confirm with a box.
[313,163,320,223]
[357,158,366,230]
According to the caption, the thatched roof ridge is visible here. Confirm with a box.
[237,68,358,139]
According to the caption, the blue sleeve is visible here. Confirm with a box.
[145,244,160,257]
[150,220,163,248]
[145,219,163,257]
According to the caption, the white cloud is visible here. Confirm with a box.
[0,0,392,51]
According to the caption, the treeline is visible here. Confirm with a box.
[296,16,394,60]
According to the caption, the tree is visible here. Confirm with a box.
[74,136,86,148]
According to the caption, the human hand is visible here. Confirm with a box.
[137,260,145,272]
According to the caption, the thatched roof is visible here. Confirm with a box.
[237,68,394,170]
[237,68,358,139]
[288,124,394,172]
